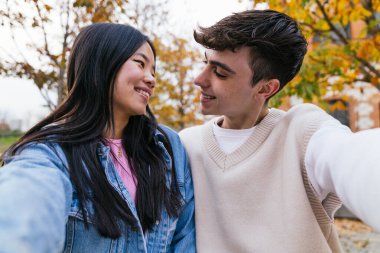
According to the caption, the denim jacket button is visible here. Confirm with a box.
[156,220,160,225]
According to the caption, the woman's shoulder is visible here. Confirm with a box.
[5,140,60,157]
[156,124,181,144]
[157,124,177,136]
[3,140,67,171]
[156,124,187,159]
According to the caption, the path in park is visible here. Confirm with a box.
[337,218,380,253]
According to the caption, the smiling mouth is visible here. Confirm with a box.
[201,93,216,100]
[135,88,150,99]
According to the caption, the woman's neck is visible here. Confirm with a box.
[103,118,128,139]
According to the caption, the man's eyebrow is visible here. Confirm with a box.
[135,52,155,72]
[204,52,236,74]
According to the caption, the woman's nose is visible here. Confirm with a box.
[144,73,156,89]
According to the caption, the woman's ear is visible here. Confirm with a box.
[258,79,280,99]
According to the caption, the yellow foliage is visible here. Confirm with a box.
[330,100,347,111]
[256,0,380,105]
[371,77,380,86]
[150,35,204,130]
[357,40,374,58]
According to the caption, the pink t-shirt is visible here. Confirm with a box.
[106,139,137,203]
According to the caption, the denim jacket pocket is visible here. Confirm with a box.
[64,213,127,253]
[63,191,127,253]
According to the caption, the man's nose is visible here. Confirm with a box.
[194,68,209,88]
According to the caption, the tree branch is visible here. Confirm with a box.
[33,1,58,66]
[315,0,349,44]
[5,0,29,63]
[315,0,380,78]
[38,87,56,111]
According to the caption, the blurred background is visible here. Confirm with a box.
[1,0,380,251]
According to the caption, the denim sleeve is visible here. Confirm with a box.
[169,146,196,253]
[0,143,72,253]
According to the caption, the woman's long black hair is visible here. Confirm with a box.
[2,23,182,238]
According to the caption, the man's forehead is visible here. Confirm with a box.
[204,48,251,68]
[205,47,250,58]
[204,49,231,62]
[204,49,215,58]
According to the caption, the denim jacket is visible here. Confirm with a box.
[0,125,195,253]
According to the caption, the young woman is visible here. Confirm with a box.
[0,23,195,253]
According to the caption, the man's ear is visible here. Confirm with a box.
[258,79,280,99]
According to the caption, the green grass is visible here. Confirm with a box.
[0,135,21,154]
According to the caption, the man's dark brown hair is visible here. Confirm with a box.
[194,9,308,93]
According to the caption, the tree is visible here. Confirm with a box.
[150,35,203,130]
[122,1,204,130]
[0,0,131,109]
[0,0,203,129]
[250,0,380,107]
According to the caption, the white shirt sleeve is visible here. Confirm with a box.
[305,120,380,232]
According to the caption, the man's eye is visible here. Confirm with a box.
[214,69,227,78]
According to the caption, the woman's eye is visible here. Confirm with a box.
[134,59,145,68]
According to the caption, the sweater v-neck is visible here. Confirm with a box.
[203,108,285,170]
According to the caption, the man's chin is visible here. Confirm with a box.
[201,108,216,116]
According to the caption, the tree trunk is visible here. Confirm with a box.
[57,66,66,106]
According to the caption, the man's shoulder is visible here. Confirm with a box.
[287,103,326,115]
[283,103,332,123]
[179,124,207,140]
[179,118,217,146]
[278,103,337,142]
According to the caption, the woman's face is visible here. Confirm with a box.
[113,42,156,123]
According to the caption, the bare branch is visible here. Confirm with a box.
[5,0,29,63]
[38,87,56,111]
[33,0,58,66]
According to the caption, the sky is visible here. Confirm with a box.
[0,0,254,131]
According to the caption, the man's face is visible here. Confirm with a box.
[195,47,266,119]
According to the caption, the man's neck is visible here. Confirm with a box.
[220,107,269,129]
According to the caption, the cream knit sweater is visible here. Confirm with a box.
[179,104,343,253]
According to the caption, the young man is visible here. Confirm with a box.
[179,9,380,253]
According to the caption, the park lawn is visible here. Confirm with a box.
[0,136,21,154]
